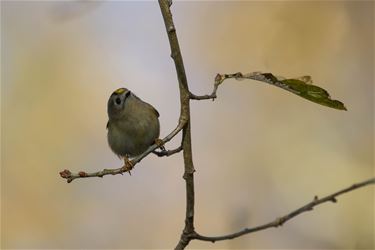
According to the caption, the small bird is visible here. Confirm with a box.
[107,88,161,171]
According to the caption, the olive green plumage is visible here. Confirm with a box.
[107,88,160,158]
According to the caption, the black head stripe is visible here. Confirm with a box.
[124,90,131,99]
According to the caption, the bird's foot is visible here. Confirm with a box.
[155,138,166,151]
[121,156,134,176]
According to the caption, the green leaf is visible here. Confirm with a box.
[280,78,347,110]
[242,72,347,111]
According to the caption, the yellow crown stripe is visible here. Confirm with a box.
[114,88,128,94]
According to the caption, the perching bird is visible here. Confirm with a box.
[107,88,161,170]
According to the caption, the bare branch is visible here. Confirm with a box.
[59,120,186,183]
[191,177,375,243]
[189,73,223,100]
[153,145,183,157]
[158,1,196,249]
[189,73,233,100]
[190,72,289,100]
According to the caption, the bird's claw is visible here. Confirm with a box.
[155,138,166,151]
[122,157,134,176]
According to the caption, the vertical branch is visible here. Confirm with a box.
[158,0,195,249]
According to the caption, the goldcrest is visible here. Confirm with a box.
[107,88,160,159]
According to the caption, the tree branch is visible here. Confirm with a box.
[189,73,223,100]
[190,72,346,111]
[158,1,196,249]
[153,145,183,157]
[190,72,296,100]
[191,177,375,243]
[59,120,186,183]
[189,73,235,100]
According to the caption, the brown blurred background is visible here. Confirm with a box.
[1,1,373,249]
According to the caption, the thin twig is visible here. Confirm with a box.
[191,177,375,243]
[189,73,233,100]
[189,73,223,100]
[60,120,186,183]
[191,72,280,100]
[190,72,273,100]
[153,145,183,157]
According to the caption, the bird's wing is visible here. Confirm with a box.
[132,93,160,117]
[143,102,159,117]
[151,106,160,117]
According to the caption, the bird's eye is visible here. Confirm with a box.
[115,97,121,105]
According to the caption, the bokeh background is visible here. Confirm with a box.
[1,1,374,249]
